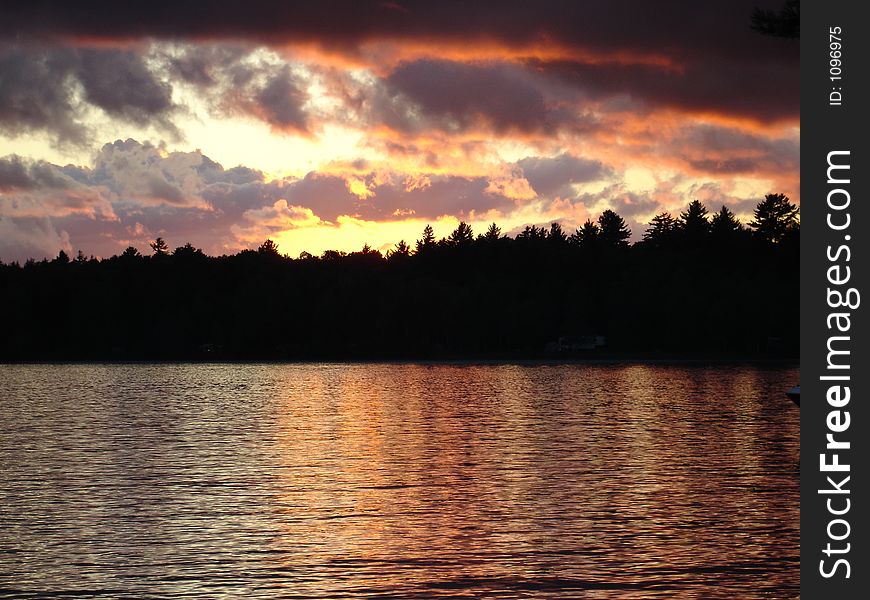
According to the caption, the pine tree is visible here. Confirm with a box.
[643,212,677,245]
[416,224,436,253]
[749,193,799,244]
[710,206,743,236]
[149,237,169,255]
[678,200,710,238]
[257,239,280,255]
[569,220,600,246]
[447,221,474,247]
[483,222,502,241]
[548,222,567,243]
[598,210,631,247]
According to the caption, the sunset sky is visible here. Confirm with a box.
[0,0,799,262]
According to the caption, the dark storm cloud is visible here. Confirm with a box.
[77,49,174,123]
[0,44,179,144]
[518,154,611,197]
[355,175,512,220]
[252,67,308,132]
[532,57,798,122]
[212,60,310,133]
[0,1,793,63]
[686,157,760,174]
[380,60,553,134]
[0,46,85,143]
[0,156,71,191]
[673,124,800,175]
[280,173,357,221]
[162,45,249,86]
[0,1,797,124]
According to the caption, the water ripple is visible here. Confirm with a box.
[0,363,799,599]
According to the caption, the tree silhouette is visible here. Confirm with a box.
[710,206,743,237]
[642,212,677,246]
[517,225,547,242]
[749,193,799,244]
[548,222,567,244]
[483,222,502,241]
[388,240,411,260]
[678,200,710,242]
[257,239,280,255]
[447,221,474,247]
[416,224,436,253]
[751,0,799,38]
[570,219,600,247]
[598,210,631,247]
[0,197,798,361]
[175,242,205,258]
[53,250,70,264]
[149,237,169,255]
[321,249,345,260]
[121,246,141,259]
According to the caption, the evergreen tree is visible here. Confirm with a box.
[570,220,600,246]
[598,210,631,247]
[416,224,436,253]
[751,0,799,38]
[548,222,567,243]
[257,239,280,255]
[678,200,710,239]
[389,240,411,259]
[149,237,169,255]
[642,212,677,246]
[517,225,547,241]
[710,206,743,236]
[483,222,502,241]
[749,193,799,244]
[447,221,474,247]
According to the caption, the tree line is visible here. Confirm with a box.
[0,194,799,360]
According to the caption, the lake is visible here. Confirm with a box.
[0,363,799,599]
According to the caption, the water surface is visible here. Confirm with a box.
[0,363,799,598]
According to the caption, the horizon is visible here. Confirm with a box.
[0,1,798,263]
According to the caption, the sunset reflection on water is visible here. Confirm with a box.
[0,363,799,598]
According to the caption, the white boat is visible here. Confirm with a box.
[786,385,800,407]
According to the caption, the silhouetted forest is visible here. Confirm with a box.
[0,194,799,360]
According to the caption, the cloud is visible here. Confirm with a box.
[218,62,310,133]
[0,1,794,68]
[0,45,85,143]
[77,49,177,131]
[90,139,215,208]
[378,60,554,134]
[0,44,180,145]
[231,199,322,244]
[518,153,612,197]
[161,44,249,86]
[0,155,72,191]
[276,171,520,222]
[674,123,800,175]
[0,215,71,261]
[0,1,798,134]
[251,67,308,132]
[0,154,116,219]
[532,56,798,123]
[166,48,313,134]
